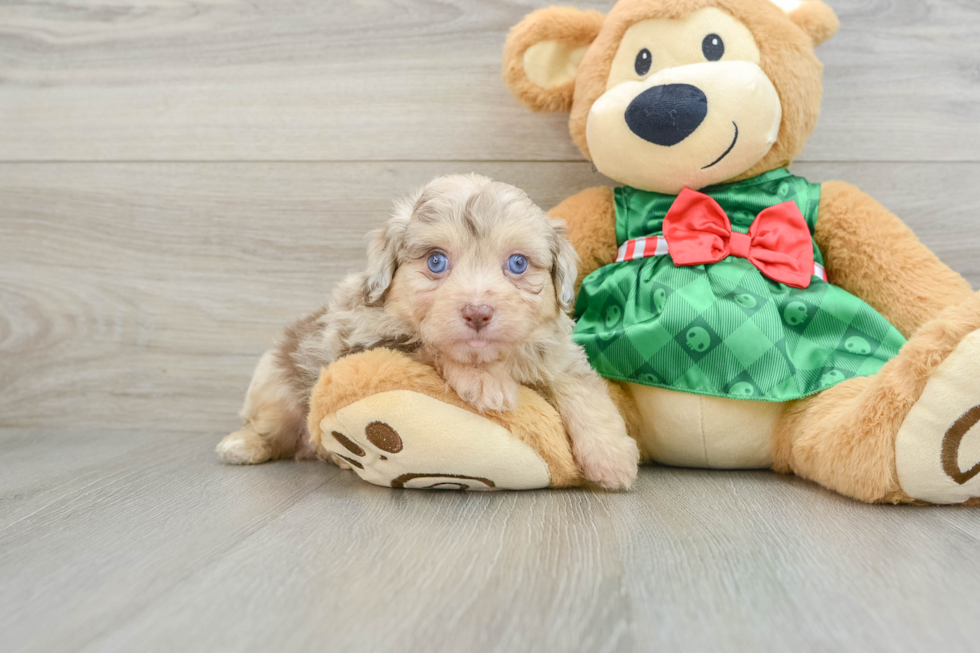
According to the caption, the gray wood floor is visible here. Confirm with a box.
[1,1,979,651]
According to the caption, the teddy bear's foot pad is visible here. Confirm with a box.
[896,330,980,504]
[317,390,552,490]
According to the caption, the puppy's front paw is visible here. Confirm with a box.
[448,368,520,413]
[464,378,520,412]
[475,375,520,413]
[573,429,639,490]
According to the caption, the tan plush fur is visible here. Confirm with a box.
[773,291,980,503]
[605,380,646,451]
[500,0,980,504]
[504,0,833,179]
[578,0,824,177]
[814,181,975,339]
[503,7,605,114]
[307,348,583,488]
[788,0,839,46]
[547,186,619,287]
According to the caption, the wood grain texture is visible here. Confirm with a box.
[0,0,978,162]
[3,0,980,650]
[0,432,330,653]
[1,447,979,653]
[2,162,978,436]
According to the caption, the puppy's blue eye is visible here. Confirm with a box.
[427,253,448,274]
[507,254,528,275]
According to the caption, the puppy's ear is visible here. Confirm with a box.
[363,198,412,305]
[503,7,604,114]
[550,219,579,313]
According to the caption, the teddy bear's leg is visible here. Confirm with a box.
[772,292,980,504]
[307,349,582,490]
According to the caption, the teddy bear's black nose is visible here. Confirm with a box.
[624,84,708,147]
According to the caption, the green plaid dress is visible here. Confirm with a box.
[572,169,906,402]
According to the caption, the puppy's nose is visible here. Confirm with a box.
[462,304,494,332]
[625,84,708,147]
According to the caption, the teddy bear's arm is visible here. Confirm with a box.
[814,181,974,338]
[548,186,618,288]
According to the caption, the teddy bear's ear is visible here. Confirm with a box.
[772,0,840,46]
[503,7,605,114]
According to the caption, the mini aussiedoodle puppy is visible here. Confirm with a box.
[217,174,639,488]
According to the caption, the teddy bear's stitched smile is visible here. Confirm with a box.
[702,121,739,170]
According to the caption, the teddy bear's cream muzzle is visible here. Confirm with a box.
[586,60,782,194]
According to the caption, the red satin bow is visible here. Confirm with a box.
[663,188,815,289]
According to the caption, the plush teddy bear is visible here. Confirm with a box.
[309,0,980,505]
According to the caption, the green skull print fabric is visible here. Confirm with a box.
[572,170,907,402]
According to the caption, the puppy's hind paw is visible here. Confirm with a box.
[216,430,272,465]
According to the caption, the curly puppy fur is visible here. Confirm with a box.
[216,174,639,489]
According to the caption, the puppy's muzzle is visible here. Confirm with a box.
[462,304,494,332]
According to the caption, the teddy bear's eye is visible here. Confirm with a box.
[702,34,725,61]
[634,48,652,76]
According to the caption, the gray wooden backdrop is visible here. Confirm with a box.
[1,1,979,652]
